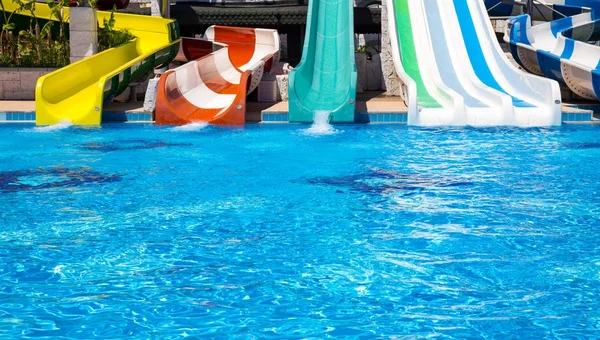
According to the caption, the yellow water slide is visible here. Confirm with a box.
[2,1,180,125]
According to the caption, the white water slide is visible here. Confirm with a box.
[387,0,562,126]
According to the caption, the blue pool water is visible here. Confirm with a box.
[1,123,600,338]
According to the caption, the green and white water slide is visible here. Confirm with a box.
[288,0,357,123]
[386,0,562,126]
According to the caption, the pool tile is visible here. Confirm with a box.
[18,113,25,121]
[383,113,390,122]
[354,113,369,123]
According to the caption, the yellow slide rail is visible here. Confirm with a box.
[2,1,180,125]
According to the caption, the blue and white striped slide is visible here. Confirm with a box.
[505,5,600,100]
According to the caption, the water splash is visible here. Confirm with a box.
[303,110,337,136]
[171,122,209,132]
[30,120,72,133]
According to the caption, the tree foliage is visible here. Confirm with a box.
[0,1,134,67]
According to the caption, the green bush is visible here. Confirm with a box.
[0,1,134,68]
[97,6,134,52]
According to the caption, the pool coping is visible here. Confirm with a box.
[1,100,599,124]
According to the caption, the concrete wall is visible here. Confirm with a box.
[0,68,57,100]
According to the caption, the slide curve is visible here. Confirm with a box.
[155,26,280,126]
[506,4,600,101]
[485,0,595,20]
[288,0,357,123]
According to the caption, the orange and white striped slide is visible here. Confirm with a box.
[155,25,280,126]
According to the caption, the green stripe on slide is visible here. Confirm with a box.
[393,0,442,108]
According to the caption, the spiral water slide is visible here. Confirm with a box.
[387,0,561,126]
[287,0,357,123]
[155,26,280,125]
[485,0,592,19]
[504,1,600,101]
[0,1,180,125]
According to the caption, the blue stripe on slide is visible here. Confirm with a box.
[537,50,565,82]
[560,39,576,59]
[426,0,486,108]
[454,0,534,108]
[550,17,574,38]
[592,70,600,98]
[507,15,532,45]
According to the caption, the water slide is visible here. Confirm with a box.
[485,0,592,19]
[386,0,562,126]
[1,1,180,125]
[288,0,357,123]
[505,3,600,101]
[155,26,280,125]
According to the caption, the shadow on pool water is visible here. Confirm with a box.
[79,139,193,152]
[297,168,473,195]
[563,142,600,149]
[0,167,122,193]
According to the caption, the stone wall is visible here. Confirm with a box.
[380,0,401,96]
[0,68,57,100]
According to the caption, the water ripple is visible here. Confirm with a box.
[0,124,600,338]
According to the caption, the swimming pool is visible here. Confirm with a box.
[1,123,599,338]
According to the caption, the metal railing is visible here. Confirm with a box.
[487,0,571,20]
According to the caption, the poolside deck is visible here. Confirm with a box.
[1,98,600,124]
[0,96,410,124]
